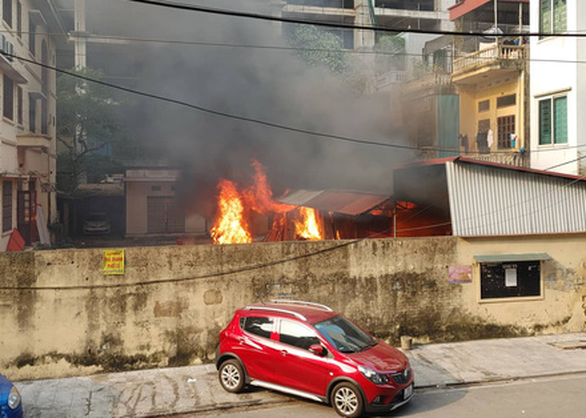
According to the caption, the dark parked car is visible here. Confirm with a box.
[216,300,414,418]
[83,212,111,235]
[0,373,22,418]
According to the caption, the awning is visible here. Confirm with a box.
[474,253,551,263]
[277,189,390,216]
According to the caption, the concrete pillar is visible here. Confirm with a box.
[73,0,87,70]
[354,0,375,50]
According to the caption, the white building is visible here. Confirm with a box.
[0,0,64,251]
[530,0,585,175]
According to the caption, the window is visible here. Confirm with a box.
[540,0,567,36]
[539,96,567,145]
[3,0,12,27]
[16,1,20,37]
[16,86,22,125]
[29,93,36,132]
[41,98,48,134]
[315,315,375,353]
[28,18,35,54]
[497,115,515,149]
[3,75,13,120]
[278,319,320,350]
[480,261,541,299]
[2,181,13,232]
[497,94,516,108]
[240,316,273,339]
[478,100,489,112]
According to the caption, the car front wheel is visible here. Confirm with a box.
[331,382,364,418]
[218,359,246,393]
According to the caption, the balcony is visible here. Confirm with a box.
[402,72,454,98]
[17,134,52,150]
[375,70,407,90]
[452,44,527,85]
[460,151,530,168]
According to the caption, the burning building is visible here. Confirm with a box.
[206,160,448,244]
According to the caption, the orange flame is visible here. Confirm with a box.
[242,160,293,214]
[211,160,326,244]
[210,179,252,244]
[294,207,323,241]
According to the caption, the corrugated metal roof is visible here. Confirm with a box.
[474,253,551,263]
[277,190,390,216]
[397,156,586,183]
[446,161,586,236]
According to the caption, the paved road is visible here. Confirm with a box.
[196,373,586,418]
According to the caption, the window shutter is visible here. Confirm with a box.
[554,96,568,144]
[553,0,567,33]
[540,0,552,34]
[539,99,552,145]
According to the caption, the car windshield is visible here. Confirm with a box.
[314,315,377,353]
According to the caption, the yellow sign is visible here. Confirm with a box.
[103,249,125,275]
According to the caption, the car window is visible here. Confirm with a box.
[314,315,377,353]
[278,319,321,350]
[240,316,273,339]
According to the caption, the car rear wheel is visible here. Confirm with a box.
[218,359,245,393]
[331,382,364,418]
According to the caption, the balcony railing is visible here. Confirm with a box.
[461,151,530,168]
[453,44,527,75]
[402,72,452,95]
[375,70,407,89]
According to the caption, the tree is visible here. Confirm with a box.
[374,35,406,75]
[56,68,142,193]
[287,25,368,92]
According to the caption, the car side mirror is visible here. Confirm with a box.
[309,344,326,356]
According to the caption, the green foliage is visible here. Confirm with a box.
[374,35,406,75]
[56,68,145,193]
[288,25,349,74]
[287,25,369,93]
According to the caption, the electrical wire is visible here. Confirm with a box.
[123,0,586,39]
[1,155,584,292]
[3,28,586,67]
[53,31,586,67]
[1,50,424,152]
[3,49,584,156]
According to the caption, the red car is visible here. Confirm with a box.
[216,300,414,417]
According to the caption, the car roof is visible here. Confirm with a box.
[238,301,339,324]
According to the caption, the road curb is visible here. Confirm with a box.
[140,398,295,418]
[415,369,586,391]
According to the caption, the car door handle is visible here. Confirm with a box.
[239,338,245,345]
[280,350,288,356]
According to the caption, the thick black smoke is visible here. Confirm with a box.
[69,0,414,202]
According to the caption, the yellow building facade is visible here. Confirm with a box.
[452,43,529,167]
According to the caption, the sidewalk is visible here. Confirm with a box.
[15,333,586,418]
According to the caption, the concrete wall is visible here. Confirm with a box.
[1,235,585,380]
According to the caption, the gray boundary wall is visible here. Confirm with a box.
[1,236,585,380]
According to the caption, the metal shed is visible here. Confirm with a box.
[393,157,586,237]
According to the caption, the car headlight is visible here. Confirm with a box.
[8,386,21,410]
[358,365,389,385]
